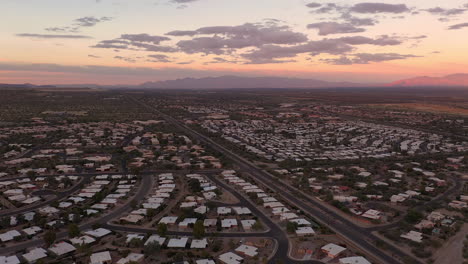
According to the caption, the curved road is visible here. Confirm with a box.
[130,96,422,264]
[367,175,463,232]
[0,174,152,255]
[105,171,323,264]
[0,177,88,217]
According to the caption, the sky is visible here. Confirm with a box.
[1,0,468,85]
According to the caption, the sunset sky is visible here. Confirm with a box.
[1,0,468,84]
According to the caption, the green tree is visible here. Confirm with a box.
[286,222,298,233]
[405,210,423,224]
[44,231,56,247]
[193,220,205,239]
[68,223,80,238]
[252,220,263,231]
[128,238,143,248]
[144,241,161,256]
[157,223,167,237]
[188,179,202,193]
[147,208,157,218]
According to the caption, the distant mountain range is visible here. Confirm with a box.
[388,74,468,87]
[0,83,56,89]
[1,73,467,89]
[139,75,368,89]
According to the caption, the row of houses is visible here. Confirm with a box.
[202,119,468,162]
[221,170,316,236]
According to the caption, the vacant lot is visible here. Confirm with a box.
[370,103,468,116]
[433,223,467,264]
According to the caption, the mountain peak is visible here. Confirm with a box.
[139,75,366,89]
[388,73,468,87]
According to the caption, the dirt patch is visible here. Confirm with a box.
[433,223,468,264]
[369,103,468,116]
[217,187,241,204]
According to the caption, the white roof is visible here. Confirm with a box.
[86,209,99,215]
[159,216,178,224]
[280,212,298,220]
[339,256,372,264]
[217,207,232,215]
[49,242,76,256]
[142,202,161,209]
[232,207,251,215]
[0,230,21,242]
[362,209,381,219]
[0,256,20,264]
[167,237,189,248]
[69,235,96,245]
[194,205,208,214]
[117,253,144,264]
[321,243,346,256]
[241,220,256,229]
[179,218,198,227]
[401,230,423,243]
[235,244,258,257]
[130,208,147,215]
[296,226,315,235]
[38,206,59,214]
[126,234,144,243]
[90,251,112,264]
[22,226,42,236]
[219,252,243,264]
[58,202,72,208]
[90,203,108,210]
[145,235,166,246]
[120,214,144,223]
[289,218,311,226]
[203,219,217,227]
[264,202,284,208]
[196,260,216,264]
[191,238,208,249]
[22,248,47,263]
[221,219,237,228]
[85,228,111,238]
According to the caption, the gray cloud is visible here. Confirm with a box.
[340,13,377,26]
[45,27,80,33]
[171,0,198,2]
[424,7,467,16]
[16,33,92,39]
[172,22,308,55]
[114,56,137,63]
[448,22,468,30]
[176,60,194,65]
[311,3,345,14]
[92,34,175,52]
[166,30,198,36]
[306,3,321,8]
[307,3,397,34]
[45,16,112,33]
[241,35,406,64]
[74,16,113,27]
[307,22,365,35]
[205,57,240,64]
[165,0,200,8]
[242,39,354,64]
[177,37,226,55]
[120,34,170,44]
[148,54,171,63]
[337,35,403,45]
[323,53,419,65]
[350,3,410,14]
